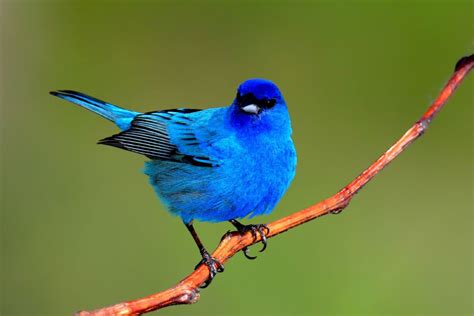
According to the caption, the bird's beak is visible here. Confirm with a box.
[241,104,260,114]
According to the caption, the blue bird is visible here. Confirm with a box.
[50,79,297,285]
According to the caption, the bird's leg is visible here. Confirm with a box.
[185,221,224,288]
[229,219,270,260]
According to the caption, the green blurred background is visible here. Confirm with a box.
[1,1,472,315]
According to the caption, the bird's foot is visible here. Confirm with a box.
[194,250,224,288]
[230,220,270,260]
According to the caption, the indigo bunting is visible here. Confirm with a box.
[51,79,296,284]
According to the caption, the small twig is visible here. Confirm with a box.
[76,55,473,316]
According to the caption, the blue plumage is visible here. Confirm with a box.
[51,79,297,282]
[50,90,139,130]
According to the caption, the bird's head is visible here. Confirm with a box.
[234,78,283,115]
[229,78,290,134]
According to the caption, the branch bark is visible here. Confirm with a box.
[77,55,473,316]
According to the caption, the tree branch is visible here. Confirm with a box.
[77,55,473,316]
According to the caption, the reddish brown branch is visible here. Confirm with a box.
[77,55,473,316]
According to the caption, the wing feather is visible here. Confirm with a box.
[98,109,217,167]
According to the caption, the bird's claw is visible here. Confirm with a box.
[195,251,224,288]
[330,208,344,215]
[235,223,270,260]
[242,247,257,260]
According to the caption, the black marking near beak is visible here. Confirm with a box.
[236,92,277,115]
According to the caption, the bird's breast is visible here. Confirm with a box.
[213,136,296,218]
[145,135,296,223]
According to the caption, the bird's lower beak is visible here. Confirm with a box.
[241,104,260,114]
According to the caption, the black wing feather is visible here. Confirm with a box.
[98,109,215,167]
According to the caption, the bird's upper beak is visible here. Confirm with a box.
[241,104,260,114]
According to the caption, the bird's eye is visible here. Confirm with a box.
[236,92,257,106]
[236,93,242,103]
[264,99,276,108]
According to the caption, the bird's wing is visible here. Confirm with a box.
[98,109,219,167]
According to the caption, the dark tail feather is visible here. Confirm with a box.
[50,90,138,129]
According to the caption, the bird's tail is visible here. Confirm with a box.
[50,90,139,130]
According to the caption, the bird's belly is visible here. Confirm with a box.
[144,154,295,223]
